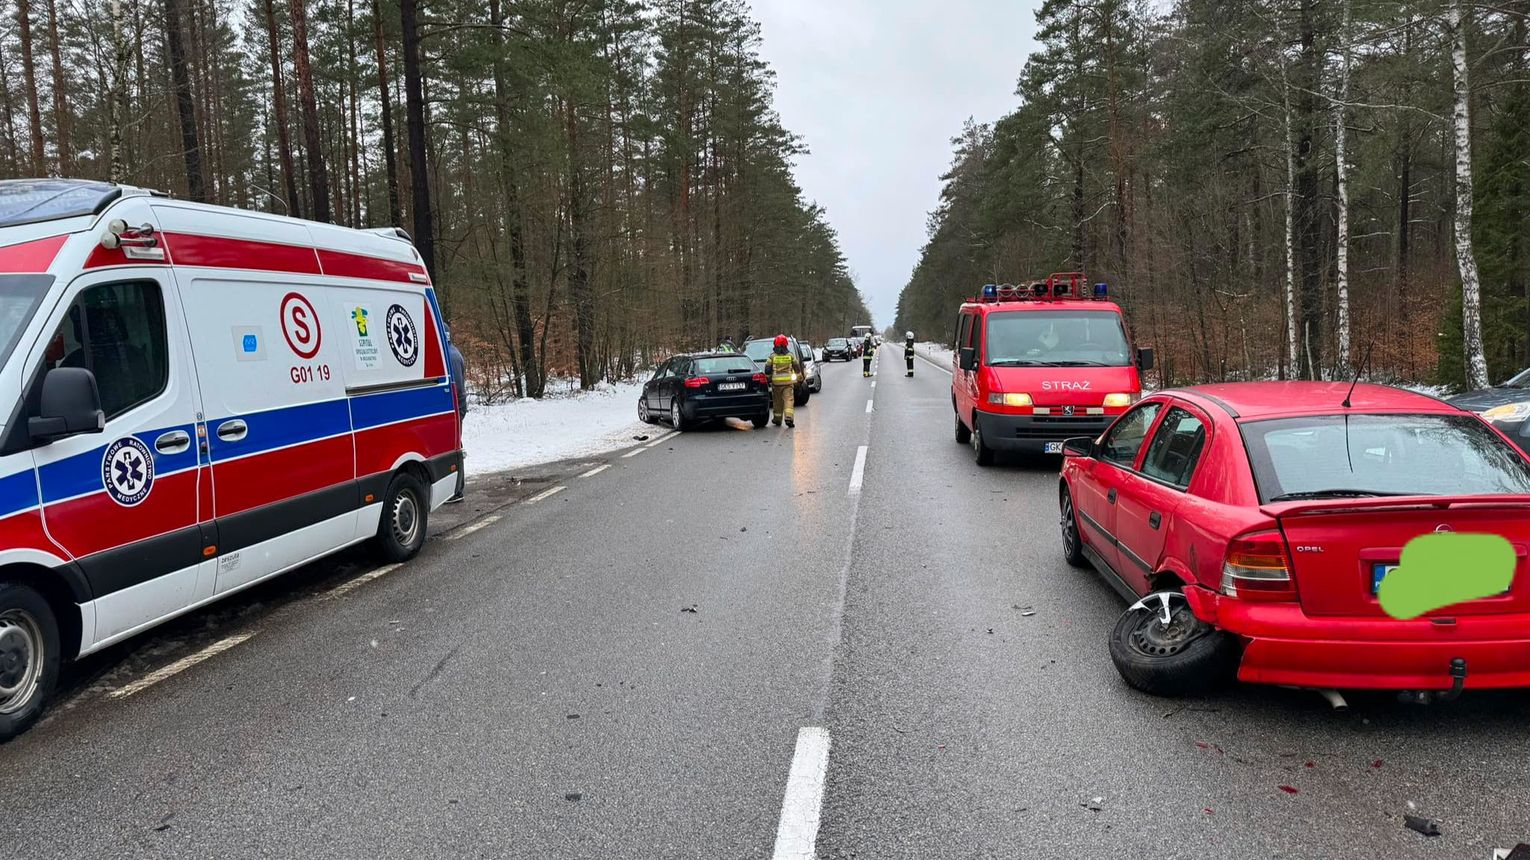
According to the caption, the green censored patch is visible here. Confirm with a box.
[1378,533,1517,620]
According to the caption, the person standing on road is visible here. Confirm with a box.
[447,337,468,503]
[718,335,738,353]
[904,331,916,377]
[861,333,876,377]
[767,334,801,428]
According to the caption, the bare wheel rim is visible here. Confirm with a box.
[0,609,44,716]
[1127,598,1207,659]
[972,423,982,456]
[1061,494,1079,553]
[638,399,648,422]
[391,489,421,548]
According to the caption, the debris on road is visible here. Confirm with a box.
[1371,759,1383,769]
[1083,796,1104,812]
[565,793,582,802]
[1404,815,1441,837]
[1278,785,1299,795]
[633,435,649,442]
[680,604,698,614]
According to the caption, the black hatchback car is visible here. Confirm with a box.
[640,352,770,430]
[1450,367,1530,451]
[822,337,854,361]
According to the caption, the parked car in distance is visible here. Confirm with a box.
[639,352,770,430]
[823,338,853,361]
[1058,381,1530,700]
[798,340,823,392]
[742,337,811,406]
[1449,367,1530,451]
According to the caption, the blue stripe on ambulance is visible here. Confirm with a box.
[0,468,41,520]
[349,382,453,431]
[204,398,352,461]
[35,424,201,504]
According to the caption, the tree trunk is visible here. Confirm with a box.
[0,40,20,174]
[1280,54,1298,380]
[566,100,597,389]
[372,0,402,226]
[16,0,47,174]
[1332,0,1352,374]
[1449,0,1490,389]
[289,0,331,222]
[488,0,537,396]
[262,0,301,218]
[400,0,435,276]
[44,0,69,175]
[1294,0,1322,380]
[346,0,362,226]
[163,0,205,201]
[109,0,129,181]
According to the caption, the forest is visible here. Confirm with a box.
[0,0,871,401]
[893,0,1530,390]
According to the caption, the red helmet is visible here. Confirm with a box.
[774,334,789,348]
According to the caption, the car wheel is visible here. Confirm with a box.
[794,388,809,407]
[954,412,971,445]
[638,398,655,424]
[1108,592,1239,697]
[971,415,995,466]
[671,399,689,431]
[0,583,60,743]
[375,470,429,562]
[752,412,769,429]
[1059,487,1087,568]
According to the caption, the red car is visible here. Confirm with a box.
[1058,382,1530,700]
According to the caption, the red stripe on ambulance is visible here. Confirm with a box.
[162,233,322,275]
[211,434,354,518]
[353,413,457,480]
[0,235,68,272]
[42,471,202,559]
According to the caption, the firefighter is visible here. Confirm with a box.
[766,334,802,427]
[904,331,916,377]
[861,333,876,377]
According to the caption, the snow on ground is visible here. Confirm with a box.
[915,342,954,368]
[462,381,651,474]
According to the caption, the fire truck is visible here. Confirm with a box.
[951,272,1154,465]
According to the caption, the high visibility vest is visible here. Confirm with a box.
[768,351,795,384]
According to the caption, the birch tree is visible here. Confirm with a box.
[1448,0,1489,389]
[1332,0,1352,375]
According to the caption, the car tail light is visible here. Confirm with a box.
[1221,530,1296,601]
[683,376,708,388]
[752,373,768,385]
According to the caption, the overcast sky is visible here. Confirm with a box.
[748,0,1043,328]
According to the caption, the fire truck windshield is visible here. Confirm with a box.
[983,310,1130,367]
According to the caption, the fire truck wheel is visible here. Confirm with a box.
[376,471,430,563]
[0,583,60,743]
[971,415,995,466]
[953,412,971,445]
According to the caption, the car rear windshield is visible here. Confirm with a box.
[692,356,757,374]
[827,339,847,348]
[983,310,1130,367]
[743,340,777,361]
[1241,413,1530,503]
[0,274,54,368]
[0,179,118,227]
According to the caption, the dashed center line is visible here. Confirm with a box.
[771,726,832,860]
[579,464,611,478]
[848,445,868,495]
[621,446,647,458]
[645,431,677,448]
[326,562,404,599]
[108,632,257,699]
[865,399,874,413]
[448,512,502,540]
[525,485,566,504]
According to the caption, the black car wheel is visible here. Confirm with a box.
[1060,486,1087,568]
[671,399,690,431]
[794,387,809,407]
[752,412,769,429]
[0,583,60,743]
[1108,592,1239,697]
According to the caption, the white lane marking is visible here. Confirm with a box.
[108,632,257,699]
[645,431,677,448]
[579,464,611,478]
[448,512,502,540]
[326,563,405,599]
[870,381,876,389]
[849,445,868,495]
[526,485,566,504]
[771,726,832,860]
[865,400,874,413]
[621,446,647,458]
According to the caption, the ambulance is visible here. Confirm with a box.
[952,272,1154,465]
[0,179,462,740]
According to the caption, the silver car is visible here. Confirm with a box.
[798,340,823,392]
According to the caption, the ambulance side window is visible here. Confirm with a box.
[43,281,168,420]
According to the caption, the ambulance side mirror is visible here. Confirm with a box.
[958,347,977,371]
[28,368,106,443]
[1137,347,1156,371]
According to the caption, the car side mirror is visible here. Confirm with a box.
[958,347,977,372]
[28,368,105,444]
[1137,347,1156,371]
[1062,436,1095,458]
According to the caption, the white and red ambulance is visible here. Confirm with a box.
[0,179,462,740]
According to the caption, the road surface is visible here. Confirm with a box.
[3,347,1528,858]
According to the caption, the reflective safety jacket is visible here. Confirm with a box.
[767,350,800,385]
[904,341,915,359]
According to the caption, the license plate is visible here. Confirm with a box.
[718,382,745,391]
[1371,563,1397,594]
[1044,441,1064,454]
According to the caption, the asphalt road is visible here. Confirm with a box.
[3,346,1528,858]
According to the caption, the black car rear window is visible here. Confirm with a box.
[693,356,758,374]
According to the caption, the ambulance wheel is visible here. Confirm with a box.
[954,412,971,445]
[1108,592,1238,697]
[376,472,429,563]
[0,583,60,743]
[1059,486,1087,568]
[751,413,769,429]
[970,416,995,466]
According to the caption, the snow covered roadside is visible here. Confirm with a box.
[915,342,954,369]
[461,381,651,474]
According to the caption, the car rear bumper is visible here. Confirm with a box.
[973,409,1113,452]
[1186,588,1530,690]
[683,392,769,419]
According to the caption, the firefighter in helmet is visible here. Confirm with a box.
[904,331,916,377]
[766,334,802,427]
[861,333,876,377]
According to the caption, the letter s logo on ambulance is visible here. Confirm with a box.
[102,436,155,507]
[280,292,322,359]
[385,304,418,367]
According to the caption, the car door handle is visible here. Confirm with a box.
[1149,511,1162,530]
[1107,489,1117,504]
[155,430,191,454]
[216,419,249,442]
